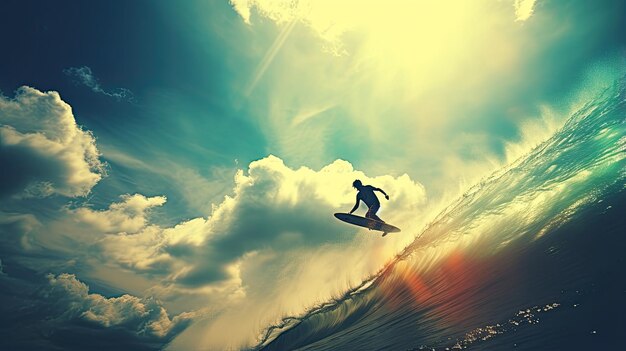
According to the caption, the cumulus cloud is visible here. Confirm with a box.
[229,0,353,55]
[70,194,167,234]
[514,0,537,21]
[64,66,134,101]
[0,86,105,198]
[0,155,426,349]
[97,155,426,289]
[43,273,193,339]
[84,155,428,348]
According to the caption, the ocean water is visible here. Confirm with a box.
[252,77,626,350]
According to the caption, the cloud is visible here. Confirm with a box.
[514,0,537,21]
[0,212,41,253]
[98,155,426,287]
[64,66,134,101]
[44,273,193,338]
[0,86,105,198]
[0,270,195,351]
[230,0,351,54]
[70,194,167,234]
[229,0,252,24]
[230,1,537,56]
[100,145,235,215]
[0,153,426,349]
[87,155,427,348]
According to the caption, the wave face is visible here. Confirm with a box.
[254,78,626,350]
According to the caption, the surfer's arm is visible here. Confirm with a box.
[375,188,390,200]
[349,196,360,214]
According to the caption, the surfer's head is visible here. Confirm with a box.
[352,179,363,189]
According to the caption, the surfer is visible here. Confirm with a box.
[349,179,389,222]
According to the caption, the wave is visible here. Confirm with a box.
[252,76,626,350]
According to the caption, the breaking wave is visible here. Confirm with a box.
[251,76,626,350]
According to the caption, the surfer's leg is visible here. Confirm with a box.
[366,204,384,222]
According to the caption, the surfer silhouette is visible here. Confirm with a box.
[334,180,399,236]
[349,179,389,222]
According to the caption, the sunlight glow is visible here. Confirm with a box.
[232,0,525,92]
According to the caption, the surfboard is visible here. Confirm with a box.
[334,213,401,235]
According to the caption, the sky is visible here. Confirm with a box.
[0,0,624,350]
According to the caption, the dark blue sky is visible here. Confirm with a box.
[1,0,271,222]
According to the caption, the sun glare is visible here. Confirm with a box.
[233,0,523,92]
[352,2,496,88]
